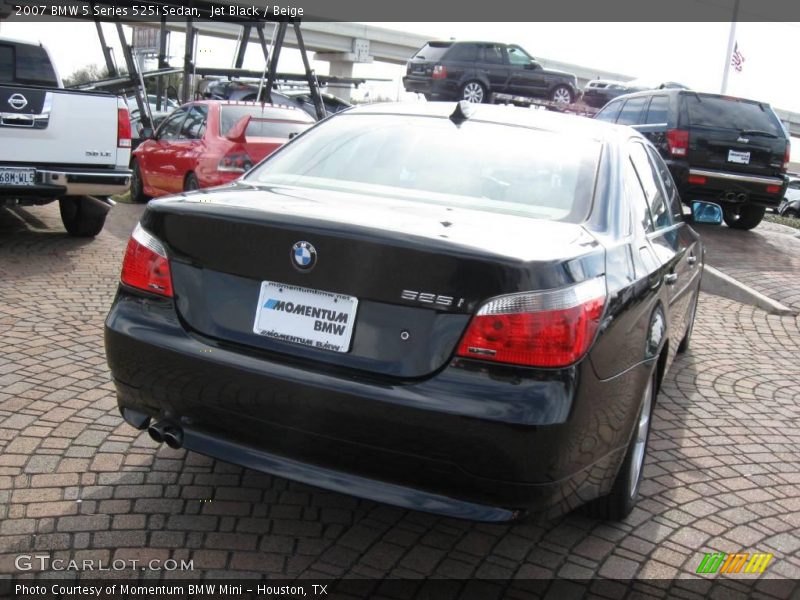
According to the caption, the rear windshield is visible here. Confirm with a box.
[220,106,312,139]
[245,114,601,223]
[0,42,59,86]
[684,95,782,135]
[412,43,452,62]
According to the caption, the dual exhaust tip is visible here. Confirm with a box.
[723,192,748,202]
[148,420,183,449]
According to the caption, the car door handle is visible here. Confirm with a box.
[687,255,697,266]
[664,273,678,285]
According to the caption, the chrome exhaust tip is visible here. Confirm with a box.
[163,426,184,450]
[147,421,166,444]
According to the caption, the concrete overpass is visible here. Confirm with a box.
[138,19,800,134]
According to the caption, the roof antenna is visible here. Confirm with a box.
[450,101,475,126]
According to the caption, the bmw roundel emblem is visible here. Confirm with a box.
[291,241,317,270]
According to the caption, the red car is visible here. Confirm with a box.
[130,101,315,201]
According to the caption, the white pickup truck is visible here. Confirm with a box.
[0,36,131,237]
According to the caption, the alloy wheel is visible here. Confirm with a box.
[552,87,572,104]
[462,82,484,103]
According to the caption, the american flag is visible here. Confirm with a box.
[731,42,745,72]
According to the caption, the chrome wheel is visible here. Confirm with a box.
[462,82,485,103]
[629,376,653,498]
[551,86,572,104]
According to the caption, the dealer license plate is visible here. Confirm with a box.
[728,150,750,164]
[0,167,35,186]
[253,281,358,353]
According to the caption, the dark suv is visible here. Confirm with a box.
[595,89,790,230]
[403,41,579,105]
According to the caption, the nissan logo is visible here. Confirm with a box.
[8,93,28,110]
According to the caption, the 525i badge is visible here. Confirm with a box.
[401,289,465,308]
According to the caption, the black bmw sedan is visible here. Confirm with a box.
[105,102,716,522]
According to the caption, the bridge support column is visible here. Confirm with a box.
[315,41,372,103]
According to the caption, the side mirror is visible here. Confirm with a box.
[691,201,723,225]
[529,61,542,70]
[140,127,154,140]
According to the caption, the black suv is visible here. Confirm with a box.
[595,89,790,230]
[403,41,579,105]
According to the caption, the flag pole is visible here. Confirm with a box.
[721,0,741,94]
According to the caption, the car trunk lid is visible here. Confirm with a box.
[141,185,604,379]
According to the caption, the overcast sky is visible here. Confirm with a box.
[3,19,800,153]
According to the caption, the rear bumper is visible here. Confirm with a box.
[402,77,455,98]
[0,165,131,200]
[668,162,787,206]
[105,290,647,520]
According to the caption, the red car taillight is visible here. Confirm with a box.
[432,65,447,80]
[120,224,173,298]
[456,278,606,368]
[783,141,791,172]
[117,108,132,148]
[666,129,689,157]
[218,151,254,173]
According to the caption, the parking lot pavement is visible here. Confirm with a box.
[1,203,799,588]
[697,221,800,312]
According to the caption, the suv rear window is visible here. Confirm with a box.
[412,43,452,62]
[684,95,782,135]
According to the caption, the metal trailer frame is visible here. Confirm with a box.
[72,0,328,126]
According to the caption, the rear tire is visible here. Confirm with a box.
[130,160,150,204]
[184,172,200,192]
[784,208,800,219]
[723,204,765,230]
[59,197,107,238]
[460,81,488,104]
[550,85,574,104]
[583,370,656,520]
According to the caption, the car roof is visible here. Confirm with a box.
[344,102,634,143]
[186,99,314,118]
[608,88,774,108]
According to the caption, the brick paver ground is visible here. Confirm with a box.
[1,203,799,591]
[697,220,800,312]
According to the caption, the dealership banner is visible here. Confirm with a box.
[1,0,800,21]
[3,577,800,599]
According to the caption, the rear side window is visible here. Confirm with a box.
[629,142,672,229]
[446,44,478,62]
[181,104,208,139]
[480,44,505,65]
[684,95,782,135]
[220,106,313,139]
[595,101,622,123]
[158,108,188,140]
[645,96,669,124]
[617,98,647,125]
[412,43,451,62]
[646,146,683,220]
[624,158,653,234]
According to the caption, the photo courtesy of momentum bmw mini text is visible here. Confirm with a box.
[0,0,799,598]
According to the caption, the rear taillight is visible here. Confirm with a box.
[783,141,791,172]
[218,152,254,173]
[666,129,689,157]
[120,224,173,297]
[766,184,781,194]
[456,278,606,368]
[432,65,447,80]
[117,108,131,148]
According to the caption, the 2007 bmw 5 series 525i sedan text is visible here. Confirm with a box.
[105,101,716,522]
